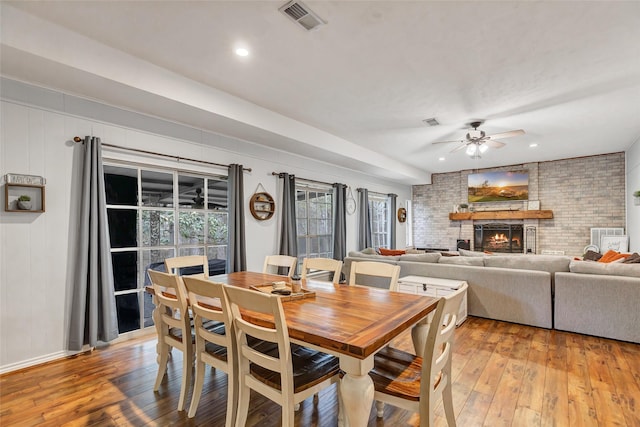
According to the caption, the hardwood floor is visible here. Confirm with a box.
[1,317,639,426]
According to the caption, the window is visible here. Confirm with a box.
[104,163,228,334]
[296,185,333,270]
[369,194,390,248]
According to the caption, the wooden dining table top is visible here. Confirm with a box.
[208,271,439,359]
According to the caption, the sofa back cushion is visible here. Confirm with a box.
[569,260,640,278]
[398,253,441,263]
[438,256,485,266]
[484,255,571,274]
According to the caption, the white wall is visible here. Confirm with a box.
[0,80,411,372]
[627,137,640,252]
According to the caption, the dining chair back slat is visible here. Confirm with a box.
[349,260,401,290]
[263,255,297,277]
[301,257,343,284]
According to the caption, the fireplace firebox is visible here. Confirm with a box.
[474,223,524,253]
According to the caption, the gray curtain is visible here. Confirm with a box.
[227,164,246,272]
[357,188,372,250]
[333,183,347,260]
[388,193,397,249]
[278,173,298,259]
[68,136,118,351]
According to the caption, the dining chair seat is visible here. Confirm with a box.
[371,346,431,401]
[250,344,340,393]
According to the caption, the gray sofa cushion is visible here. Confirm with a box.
[484,255,571,274]
[458,249,485,257]
[398,253,441,263]
[438,256,485,266]
[347,251,401,261]
[569,260,640,278]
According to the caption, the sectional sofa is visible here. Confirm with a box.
[343,250,640,343]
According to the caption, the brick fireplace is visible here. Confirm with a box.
[474,223,524,253]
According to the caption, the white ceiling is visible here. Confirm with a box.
[2,1,639,184]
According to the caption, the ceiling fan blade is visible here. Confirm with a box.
[450,142,469,153]
[486,129,525,140]
[485,139,506,149]
[432,139,464,145]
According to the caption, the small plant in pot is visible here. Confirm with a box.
[634,190,640,205]
[17,195,32,210]
[458,203,469,213]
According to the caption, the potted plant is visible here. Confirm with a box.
[17,195,32,210]
[458,203,469,213]
[634,190,640,206]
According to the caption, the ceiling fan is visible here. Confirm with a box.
[432,121,525,159]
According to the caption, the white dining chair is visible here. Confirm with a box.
[263,254,297,277]
[225,285,340,427]
[300,257,343,284]
[182,276,235,424]
[348,260,401,290]
[370,283,468,427]
[148,269,194,412]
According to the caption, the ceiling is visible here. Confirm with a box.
[2,1,639,184]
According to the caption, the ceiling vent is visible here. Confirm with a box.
[423,117,440,127]
[279,1,326,31]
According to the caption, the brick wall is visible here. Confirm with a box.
[412,153,626,256]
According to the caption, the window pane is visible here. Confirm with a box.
[141,248,175,286]
[141,210,174,246]
[179,175,205,209]
[179,211,205,244]
[208,212,228,245]
[107,209,137,248]
[141,170,173,207]
[116,293,140,333]
[104,165,137,205]
[143,292,154,328]
[296,219,307,235]
[319,236,331,253]
[207,247,227,267]
[112,251,137,291]
[208,178,228,210]
[179,247,205,256]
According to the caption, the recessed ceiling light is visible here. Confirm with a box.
[438,157,446,161]
[529,143,538,148]
[235,48,249,57]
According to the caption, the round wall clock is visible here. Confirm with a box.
[250,192,275,220]
[397,207,407,223]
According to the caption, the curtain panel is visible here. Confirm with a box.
[333,183,347,260]
[357,188,372,250]
[277,173,298,258]
[388,193,397,249]
[227,164,247,272]
[68,136,118,351]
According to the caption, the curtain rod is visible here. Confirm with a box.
[73,137,252,172]
[357,188,396,197]
[271,172,335,187]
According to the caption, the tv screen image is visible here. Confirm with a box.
[468,171,529,202]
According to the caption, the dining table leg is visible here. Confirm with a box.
[339,355,374,427]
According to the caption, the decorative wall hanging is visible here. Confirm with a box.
[345,186,356,215]
[250,183,275,220]
[4,173,46,212]
[397,207,407,223]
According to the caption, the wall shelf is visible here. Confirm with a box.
[449,210,553,221]
[5,183,46,213]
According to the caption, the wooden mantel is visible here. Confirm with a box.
[449,210,553,221]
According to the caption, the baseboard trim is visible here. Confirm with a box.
[0,350,76,375]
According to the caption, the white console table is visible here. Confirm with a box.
[397,275,468,326]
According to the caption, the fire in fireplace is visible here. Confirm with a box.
[474,223,524,253]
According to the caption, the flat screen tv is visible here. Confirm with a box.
[468,171,529,203]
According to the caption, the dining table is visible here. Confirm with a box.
[209,271,439,427]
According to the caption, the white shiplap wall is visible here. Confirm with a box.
[0,82,411,372]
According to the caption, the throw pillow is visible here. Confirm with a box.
[379,248,406,256]
[597,249,628,263]
[458,248,485,257]
[583,250,602,261]
[622,253,640,264]
[361,247,377,255]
